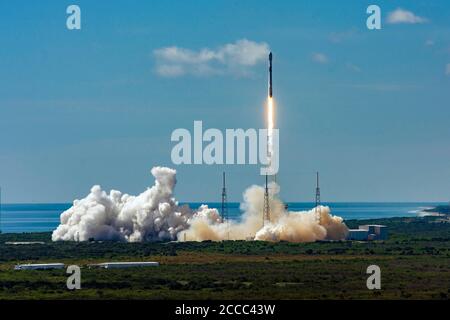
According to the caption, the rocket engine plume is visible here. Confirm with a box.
[263,52,274,226]
[267,97,274,164]
[266,52,275,169]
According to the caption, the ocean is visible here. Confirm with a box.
[0,202,441,234]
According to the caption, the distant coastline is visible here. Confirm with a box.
[421,205,450,217]
[0,202,447,234]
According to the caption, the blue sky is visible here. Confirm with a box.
[0,0,449,203]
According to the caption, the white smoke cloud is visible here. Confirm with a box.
[311,52,329,64]
[52,167,192,242]
[387,8,428,24]
[53,167,348,243]
[153,39,270,77]
[181,182,348,242]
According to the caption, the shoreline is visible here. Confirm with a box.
[1,203,448,234]
[1,214,447,237]
[0,213,432,235]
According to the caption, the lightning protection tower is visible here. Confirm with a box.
[221,172,228,222]
[263,174,270,226]
[315,172,321,224]
[221,172,230,240]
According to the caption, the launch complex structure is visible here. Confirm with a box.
[221,171,230,240]
[220,53,275,231]
[219,53,323,232]
[219,53,276,230]
[315,172,321,224]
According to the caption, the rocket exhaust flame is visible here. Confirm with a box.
[267,97,274,165]
[263,53,274,226]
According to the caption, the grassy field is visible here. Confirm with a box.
[0,216,449,300]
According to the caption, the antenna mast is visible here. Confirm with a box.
[221,172,229,239]
[315,172,321,224]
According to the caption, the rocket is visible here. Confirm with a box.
[268,52,273,98]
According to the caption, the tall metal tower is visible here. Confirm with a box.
[221,172,228,222]
[315,172,321,223]
[221,172,230,240]
[263,174,270,226]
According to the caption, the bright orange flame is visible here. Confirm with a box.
[267,97,274,164]
[268,97,274,131]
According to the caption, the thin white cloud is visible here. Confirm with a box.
[153,39,270,77]
[156,64,185,77]
[346,62,361,72]
[311,52,329,64]
[446,63,450,76]
[387,8,428,24]
[329,29,357,44]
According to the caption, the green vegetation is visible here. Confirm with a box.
[424,205,450,215]
[0,216,449,300]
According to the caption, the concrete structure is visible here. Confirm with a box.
[347,229,369,240]
[346,224,388,241]
[359,225,388,240]
[91,262,159,269]
[14,263,65,270]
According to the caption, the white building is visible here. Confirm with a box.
[6,241,45,245]
[359,225,388,240]
[91,262,159,269]
[14,263,65,270]
[346,225,388,241]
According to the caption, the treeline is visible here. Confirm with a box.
[0,216,449,262]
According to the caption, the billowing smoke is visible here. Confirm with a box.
[52,167,192,242]
[52,167,348,242]
[181,182,348,242]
